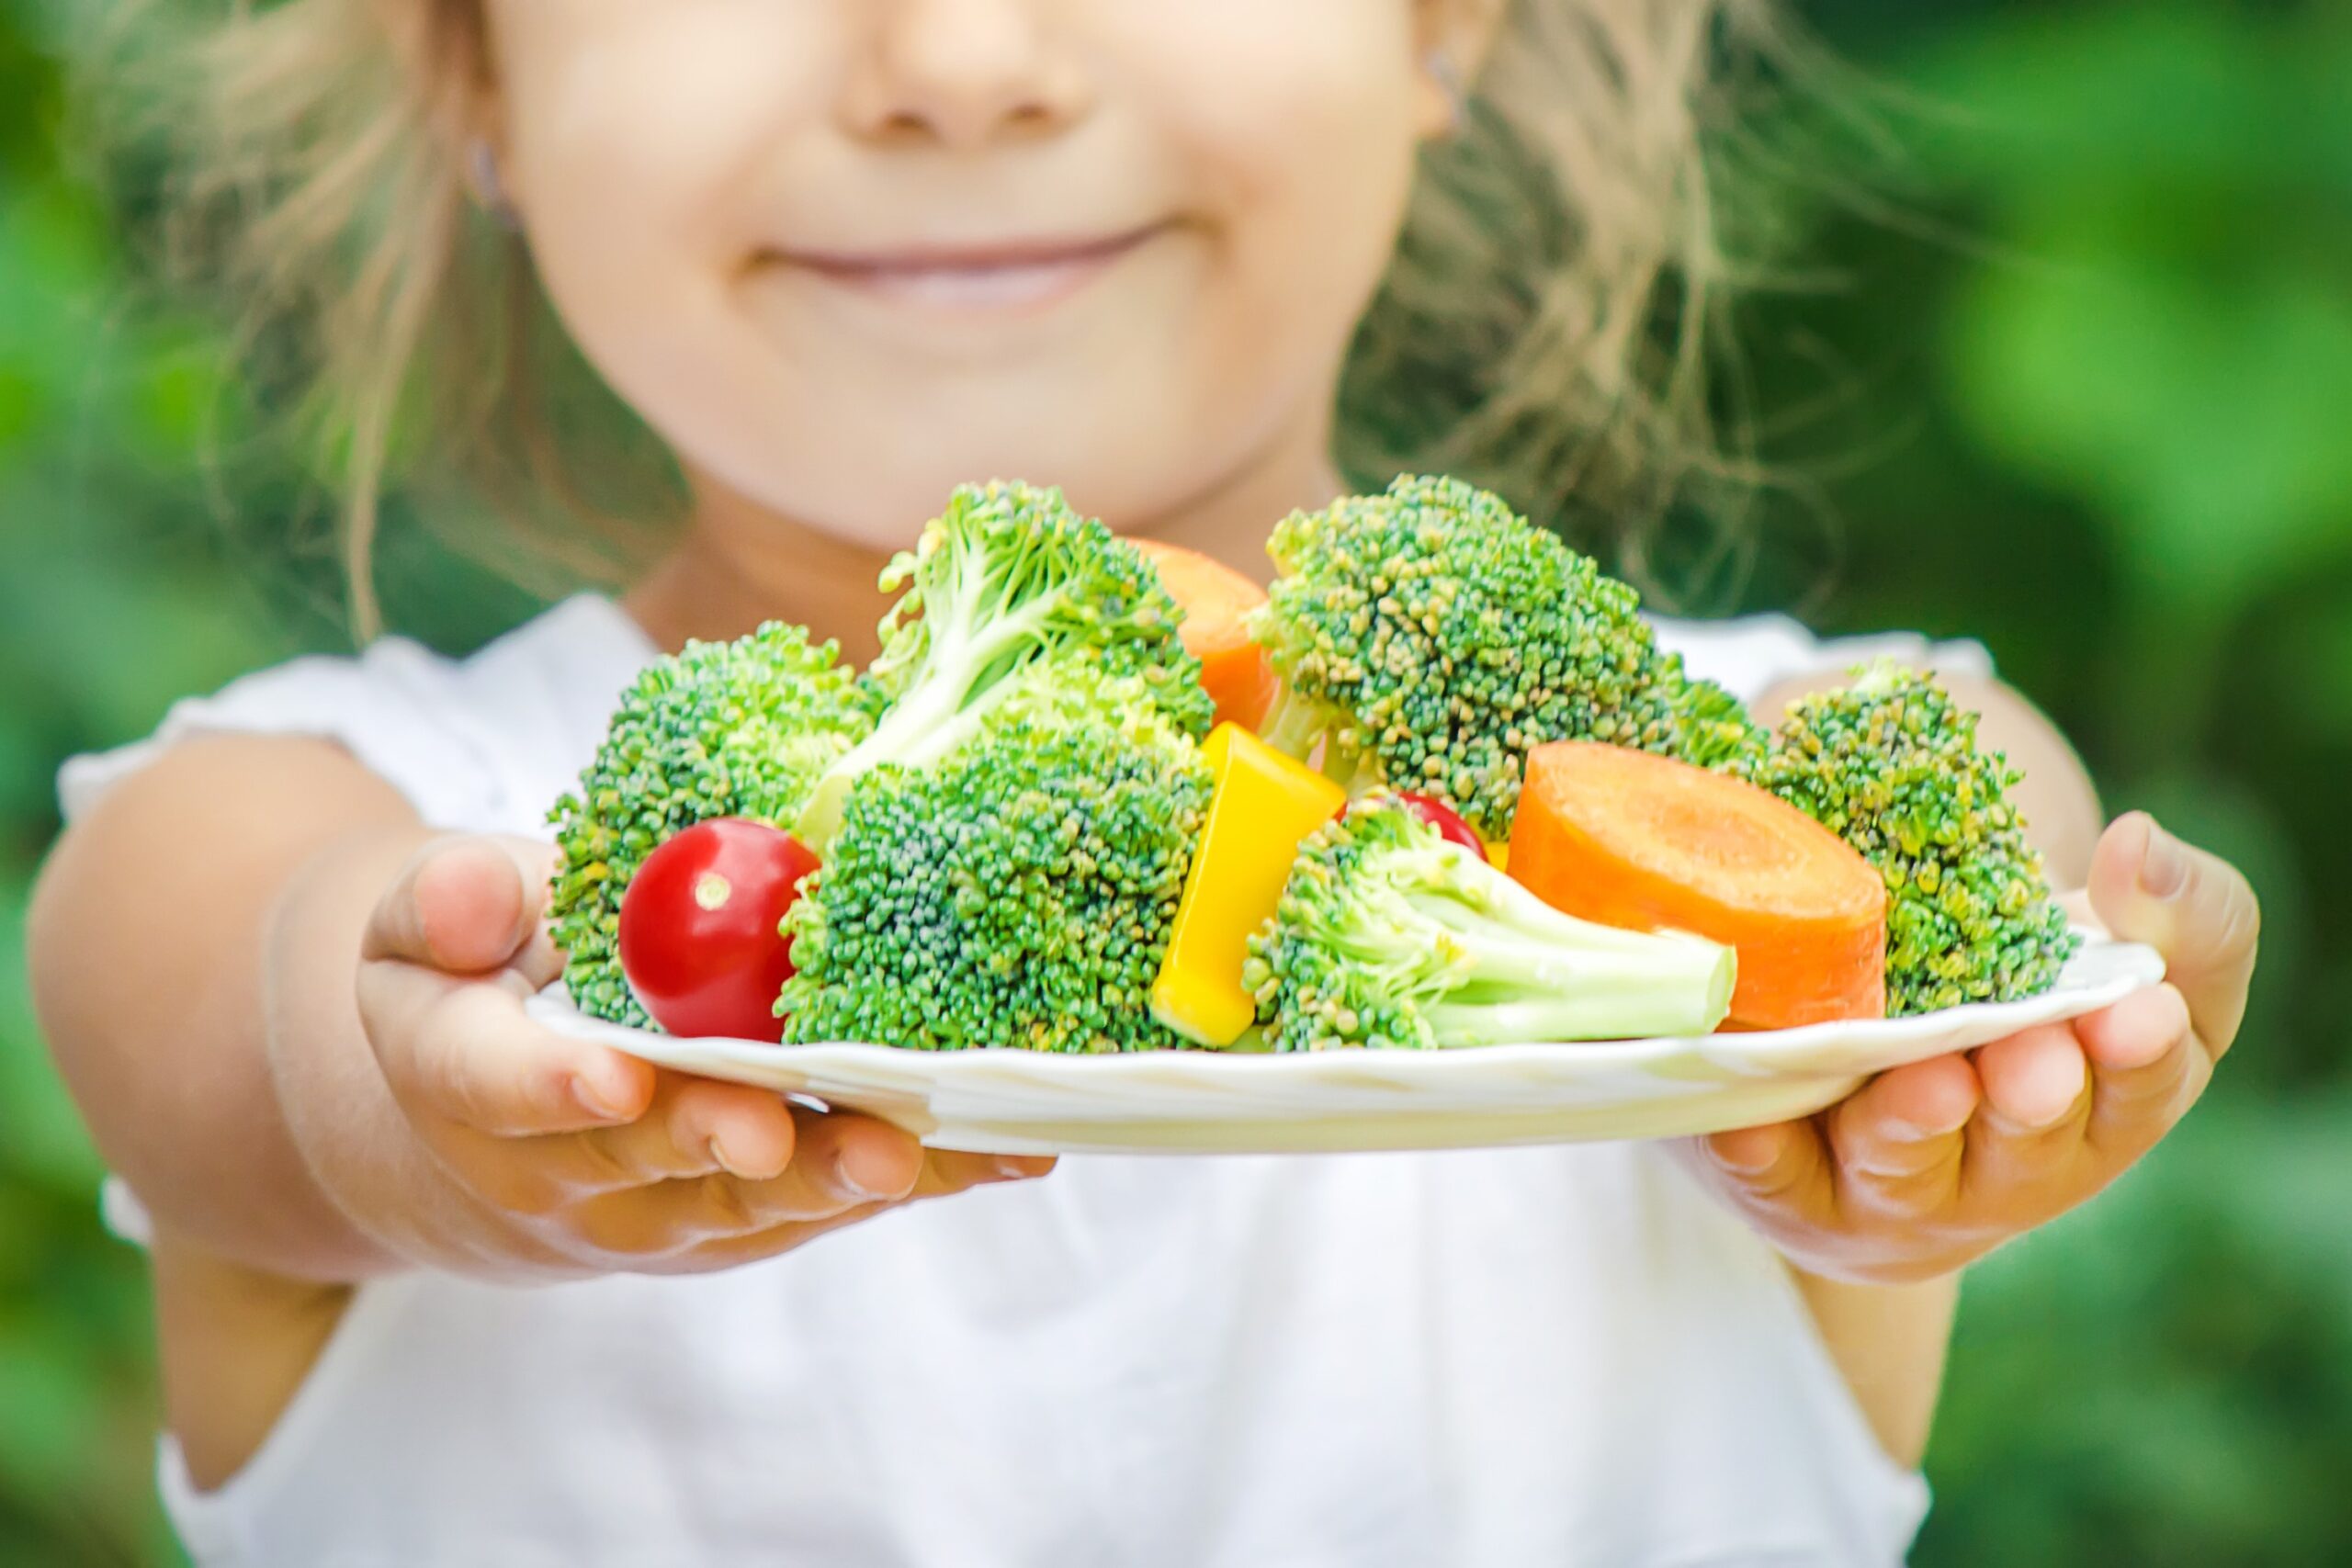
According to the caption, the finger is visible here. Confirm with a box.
[1705,1115,1835,1229]
[685,1156,1057,1269]
[673,1108,926,1240]
[685,1201,903,1269]
[366,968,655,1136]
[908,1149,1057,1198]
[565,1075,802,1189]
[2076,984,2208,1160]
[1962,1025,2091,1204]
[563,1108,922,1258]
[1824,1054,1977,1217]
[2087,813,2260,1055]
[419,1074,792,1216]
[1973,1024,2089,1133]
[363,836,562,984]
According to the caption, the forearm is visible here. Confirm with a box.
[1785,1269,1959,1467]
[30,738,427,1280]
[1753,668,2104,1465]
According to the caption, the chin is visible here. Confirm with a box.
[750,411,1204,545]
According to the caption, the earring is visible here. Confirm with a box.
[1426,49,1470,137]
[466,139,522,231]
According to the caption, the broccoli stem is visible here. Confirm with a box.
[1403,848,1736,1043]
[1255,686,1330,761]
[795,595,1057,845]
[1419,934,1735,1044]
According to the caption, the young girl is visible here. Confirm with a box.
[33,3,2259,1563]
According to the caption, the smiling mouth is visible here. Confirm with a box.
[766,225,1166,311]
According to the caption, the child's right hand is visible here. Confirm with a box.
[349,836,1051,1278]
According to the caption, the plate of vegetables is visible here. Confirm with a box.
[526,476,2165,1155]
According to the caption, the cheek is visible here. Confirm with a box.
[1131,6,1423,474]
[492,7,842,459]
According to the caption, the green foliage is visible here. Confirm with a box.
[0,0,2346,1563]
[780,671,1209,1054]
[547,623,876,1028]
[1251,474,1760,841]
[795,479,1213,846]
[1754,663,2075,1014]
[1243,796,1735,1051]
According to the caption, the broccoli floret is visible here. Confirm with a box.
[1249,474,1763,841]
[1242,795,1736,1051]
[1751,663,2077,1015]
[1674,668,1772,774]
[548,622,876,1028]
[778,669,1211,1053]
[792,480,1214,847]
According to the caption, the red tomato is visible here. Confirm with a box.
[1394,792,1488,857]
[618,819,820,1042]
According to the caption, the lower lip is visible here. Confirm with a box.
[782,231,1158,314]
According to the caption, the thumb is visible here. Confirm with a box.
[362,835,561,983]
[2087,812,2260,1055]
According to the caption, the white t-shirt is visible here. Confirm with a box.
[63,596,1989,1568]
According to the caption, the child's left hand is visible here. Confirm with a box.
[1690,812,2258,1285]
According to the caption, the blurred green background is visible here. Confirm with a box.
[1,0,2346,1562]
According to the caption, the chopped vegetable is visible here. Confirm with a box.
[1389,792,1487,858]
[617,819,821,1041]
[1248,474,1765,842]
[1150,724,1349,1046]
[1133,538,1279,732]
[793,481,1213,848]
[1246,795,1736,1051]
[549,621,875,1029]
[1508,742,1887,1030]
[781,669,1211,1053]
[1751,663,2075,1014]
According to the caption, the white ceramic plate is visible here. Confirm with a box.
[526,935,2165,1156]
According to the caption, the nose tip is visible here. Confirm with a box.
[842,1,1092,149]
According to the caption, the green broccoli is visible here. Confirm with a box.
[548,621,877,1027]
[1751,663,2077,1015]
[1249,474,1761,842]
[778,669,1211,1053]
[1242,795,1736,1051]
[792,480,1214,847]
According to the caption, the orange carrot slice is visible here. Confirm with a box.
[1508,742,1887,1029]
[1134,538,1278,732]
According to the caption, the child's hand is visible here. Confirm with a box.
[350,837,1050,1279]
[1689,813,2257,1285]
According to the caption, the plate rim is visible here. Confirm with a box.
[526,934,2166,1078]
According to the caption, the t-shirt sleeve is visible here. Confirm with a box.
[1651,613,1995,706]
[57,637,498,830]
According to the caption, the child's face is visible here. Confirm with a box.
[483,1,1455,546]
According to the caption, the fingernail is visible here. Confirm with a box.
[2140,821,2187,899]
[993,1156,1039,1180]
[707,1136,753,1180]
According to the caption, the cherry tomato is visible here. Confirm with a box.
[1394,792,1488,857]
[618,819,820,1042]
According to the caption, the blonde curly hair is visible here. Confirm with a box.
[96,0,1792,637]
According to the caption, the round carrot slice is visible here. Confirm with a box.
[1133,538,1279,731]
[1508,741,1887,1029]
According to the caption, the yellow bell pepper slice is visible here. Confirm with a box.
[1150,725,1348,1046]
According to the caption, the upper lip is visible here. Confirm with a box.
[769,224,1164,276]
